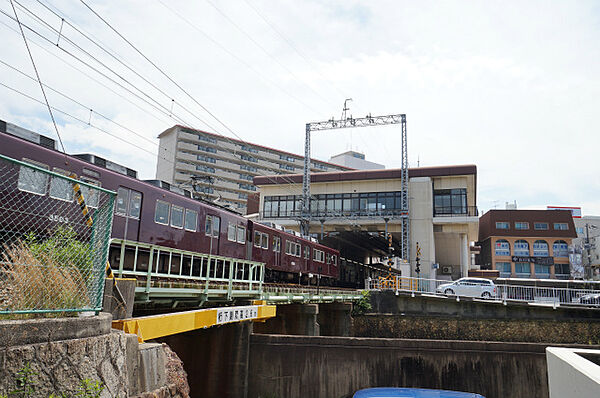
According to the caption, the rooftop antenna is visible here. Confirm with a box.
[341,98,352,121]
[341,98,353,151]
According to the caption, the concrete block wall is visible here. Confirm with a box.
[0,314,187,398]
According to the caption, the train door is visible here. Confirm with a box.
[114,186,142,241]
[272,234,281,267]
[204,214,220,255]
[246,221,254,260]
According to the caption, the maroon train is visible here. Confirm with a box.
[0,122,340,283]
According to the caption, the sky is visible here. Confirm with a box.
[1,0,599,215]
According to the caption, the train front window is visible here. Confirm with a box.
[154,200,170,225]
[185,209,197,232]
[129,191,142,219]
[304,246,310,259]
[170,205,184,228]
[273,236,281,252]
[49,168,73,202]
[18,159,49,195]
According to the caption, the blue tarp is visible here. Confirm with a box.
[353,387,485,398]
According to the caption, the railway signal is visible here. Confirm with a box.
[415,242,421,276]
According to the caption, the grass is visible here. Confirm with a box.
[1,239,90,319]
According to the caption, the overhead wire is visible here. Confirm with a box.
[203,0,336,110]
[0,18,173,127]
[153,0,322,116]
[30,0,221,134]
[2,3,196,129]
[78,0,316,198]
[8,0,65,154]
[3,1,329,202]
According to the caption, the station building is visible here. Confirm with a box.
[156,125,350,214]
[251,165,479,280]
[477,209,577,279]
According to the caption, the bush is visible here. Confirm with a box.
[351,290,372,316]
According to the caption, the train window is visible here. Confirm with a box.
[129,191,142,219]
[116,188,129,215]
[273,236,281,252]
[261,233,269,249]
[170,205,184,228]
[332,255,337,266]
[212,216,220,238]
[237,226,246,244]
[79,177,100,208]
[205,215,220,237]
[185,209,197,232]
[313,249,325,262]
[304,246,310,259]
[154,200,170,225]
[285,241,291,255]
[228,223,237,242]
[18,159,49,195]
[295,243,301,257]
[254,231,262,248]
[285,241,301,256]
[82,168,100,179]
[49,168,74,202]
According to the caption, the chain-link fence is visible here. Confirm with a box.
[0,153,115,315]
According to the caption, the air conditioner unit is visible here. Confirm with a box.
[442,266,452,274]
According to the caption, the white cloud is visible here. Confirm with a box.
[0,0,599,215]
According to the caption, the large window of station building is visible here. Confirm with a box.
[262,191,404,218]
[433,188,467,216]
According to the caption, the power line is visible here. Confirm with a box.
[30,0,221,134]
[0,57,158,149]
[3,4,197,129]
[154,0,323,116]
[242,0,351,101]
[8,0,65,153]
[0,7,194,127]
[79,0,315,197]
[0,19,170,128]
[204,0,336,109]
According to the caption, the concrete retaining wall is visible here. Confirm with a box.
[0,314,188,398]
[354,314,600,344]
[371,291,600,321]
[248,334,554,398]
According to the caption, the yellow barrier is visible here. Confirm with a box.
[112,304,277,342]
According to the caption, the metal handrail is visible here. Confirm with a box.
[110,239,265,300]
[366,276,600,308]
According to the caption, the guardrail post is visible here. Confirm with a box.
[118,239,126,277]
[145,246,154,295]
[204,255,211,294]
[227,260,235,300]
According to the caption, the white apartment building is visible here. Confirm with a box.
[156,125,351,214]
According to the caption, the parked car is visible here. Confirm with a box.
[436,278,496,299]
[576,293,600,306]
[353,387,485,397]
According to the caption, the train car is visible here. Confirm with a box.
[0,124,340,281]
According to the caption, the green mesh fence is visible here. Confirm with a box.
[0,153,115,315]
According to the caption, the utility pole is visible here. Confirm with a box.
[584,223,598,279]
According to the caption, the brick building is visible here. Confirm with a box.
[478,209,577,279]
